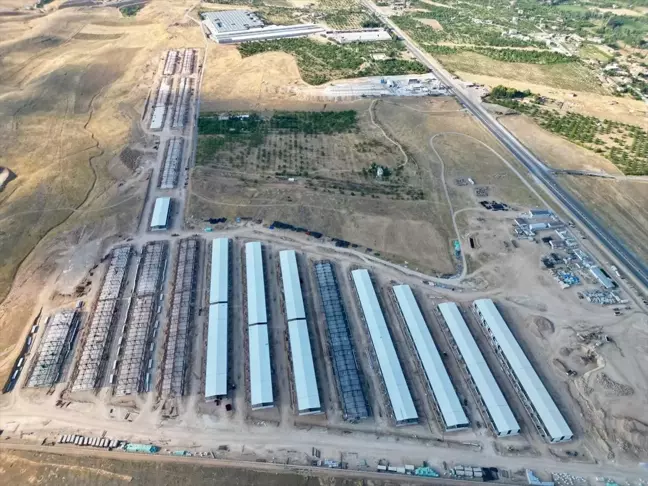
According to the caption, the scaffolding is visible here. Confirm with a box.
[171,78,192,129]
[181,49,195,75]
[115,242,167,396]
[26,310,80,388]
[163,50,178,75]
[313,261,369,421]
[159,138,183,189]
[161,238,199,396]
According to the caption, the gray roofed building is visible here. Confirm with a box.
[202,10,264,34]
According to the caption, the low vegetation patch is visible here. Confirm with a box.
[120,4,145,16]
[238,38,428,85]
[195,110,424,200]
[489,86,648,175]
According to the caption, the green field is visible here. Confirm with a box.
[238,38,428,84]
[489,87,648,175]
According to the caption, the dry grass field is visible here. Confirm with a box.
[465,74,648,127]
[0,0,203,380]
[0,449,384,486]
[190,96,541,276]
[437,51,607,94]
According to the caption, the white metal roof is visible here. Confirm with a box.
[279,250,306,321]
[288,319,321,413]
[150,197,170,229]
[205,303,228,398]
[438,302,520,436]
[245,242,267,325]
[248,324,273,408]
[351,269,417,424]
[210,238,229,304]
[473,299,572,441]
[393,285,468,430]
[202,10,264,34]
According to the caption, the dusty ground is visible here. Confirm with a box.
[0,448,400,485]
[1,0,648,481]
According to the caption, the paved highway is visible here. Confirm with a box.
[362,0,648,291]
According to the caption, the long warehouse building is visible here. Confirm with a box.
[438,302,520,437]
[279,250,321,415]
[393,285,468,431]
[351,269,417,425]
[205,238,230,400]
[472,299,573,443]
[245,242,273,409]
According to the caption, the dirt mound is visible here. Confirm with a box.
[119,147,144,170]
[596,372,634,396]
[528,315,554,338]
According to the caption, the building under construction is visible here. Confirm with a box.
[313,261,369,421]
[159,138,184,190]
[114,241,168,396]
[161,238,199,396]
[26,309,80,388]
[72,246,131,392]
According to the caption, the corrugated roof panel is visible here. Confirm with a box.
[279,250,306,321]
[288,319,321,413]
[245,242,267,325]
[473,299,572,442]
[393,285,468,430]
[248,324,273,408]
[205,303,228,398]
[150,197,170,228]
[351,269,417,424]
[210,238,229,304]
[438,302,520,436]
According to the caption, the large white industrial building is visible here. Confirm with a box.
[245,242,274,409]
[246,241,268,326]
[352,269,417,425]
[324,28,392,44]
[279,250,321,415]
[150,197,171,231]
[393,285,469,431]
[209,238,230,305]
[205,238,230,400]
[472,299,573,443]
[438,302,520,437]
[202,9,324,44]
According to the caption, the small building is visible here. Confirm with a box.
[202,10,264,35]
[590,266,616,289]
[526,209,553,218]
[125,443,160,453]
[150,197,171,231]
[324,28,392,44]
